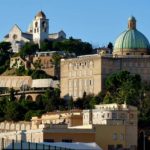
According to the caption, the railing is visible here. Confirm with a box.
[0,138,72,150]
[0,89,46,96]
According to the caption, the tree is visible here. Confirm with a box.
[52,37,93,56]
[19,42,39,58]
[4,101,21,121]
[9,88,16,101]
[51,52,62,67]
[68,97,74,110]
[31,70,50,79]
[0,97,8,121]
[16,66,26,75]
[24,110,44,121]
[40,40,53,51]
[107,42,113,53]
[33,59,42,70]
[0,42,12,74]
[105,71,141,105]
[0,42,11,51]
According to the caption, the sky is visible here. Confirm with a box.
[0,0,150,47]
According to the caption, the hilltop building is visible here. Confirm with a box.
[61,16,150,100]
[3,11,66,53]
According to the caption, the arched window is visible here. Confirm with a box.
[26,95,33,101]
[35,22,38,27]
[69,63,72,69]
[42,21,47,32]
[42,21,47,28]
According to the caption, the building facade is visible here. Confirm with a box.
[83,103,138,150]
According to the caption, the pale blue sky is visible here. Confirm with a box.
[0,0,150,47]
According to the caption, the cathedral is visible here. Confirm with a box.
[61,16,150,100]
[3,11,66,53]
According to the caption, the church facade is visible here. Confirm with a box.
[61,16,150,100]
[4,11,66,53]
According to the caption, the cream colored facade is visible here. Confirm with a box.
[95,125,137,150]
[4,25,31,53]
[31,110,83,128]
[83,103,137,150]
[61,54,102,99]
[61,54,150,100]
[83,103,137,125]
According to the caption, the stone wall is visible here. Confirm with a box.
[0,121,32,132]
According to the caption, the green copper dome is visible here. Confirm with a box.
[114,29,150,49]
[113,17,150,55]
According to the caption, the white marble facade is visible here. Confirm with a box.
[3,11,66,53]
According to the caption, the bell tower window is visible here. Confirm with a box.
[42,21,47,28]
[42,21,47,32]
[35,22,38,28]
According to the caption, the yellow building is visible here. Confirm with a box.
[83,103,138,150]
[61,16,150,100]
[31,109,83,128]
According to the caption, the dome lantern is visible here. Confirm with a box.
[128,16,136,29]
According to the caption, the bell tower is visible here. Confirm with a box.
[33,11,49,46]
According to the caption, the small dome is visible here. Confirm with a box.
[35,11,46,19]
[128,16,136,21]
[27,23,33,33]
[113,17,150,56]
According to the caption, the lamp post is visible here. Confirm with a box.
[141,130,146,150]
[143,130,146,150]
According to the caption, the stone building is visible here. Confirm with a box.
[4,11,66,53]
[61,16,150,100]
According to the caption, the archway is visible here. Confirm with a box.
[26,95,33,101]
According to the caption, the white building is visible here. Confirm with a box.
[4,11,66,53]
[83,103,137,126]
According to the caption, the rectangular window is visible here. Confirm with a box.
[116,144,123,149]
[112,133,117,140]
[107,113,110,118]
[120,133,124,141]
[112,112,117,119]
[69,80,72,88]
[62,139,72,143]
[108,145,115,150]
[44,139,54,142]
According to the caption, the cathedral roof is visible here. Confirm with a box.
[35,11,46,19]
[114,29,150,49]
[113,17,150,54]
